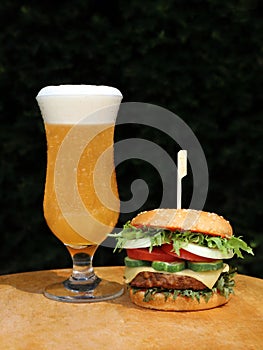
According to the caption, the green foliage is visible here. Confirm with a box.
[0,0,262,277]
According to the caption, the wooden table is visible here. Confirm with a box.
[0,267,262,349]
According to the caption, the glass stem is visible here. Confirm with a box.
[64,244,101,292]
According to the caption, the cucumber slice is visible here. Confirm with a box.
[152,261,186,273]
[187,260,223,272]
[124,256,151,267]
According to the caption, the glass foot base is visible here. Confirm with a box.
[44,278,124,303]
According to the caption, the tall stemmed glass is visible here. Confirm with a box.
[36,85,124,302]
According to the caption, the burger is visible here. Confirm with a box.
[113,209,253,311]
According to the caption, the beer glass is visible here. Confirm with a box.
[36,85,124,302]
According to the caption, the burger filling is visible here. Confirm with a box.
[124,258,236,302]
[110,219,253,304]
[128,269,236,303]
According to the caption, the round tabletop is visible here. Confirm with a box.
[0,266,262,349]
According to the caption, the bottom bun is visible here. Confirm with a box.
[129,289,231,311]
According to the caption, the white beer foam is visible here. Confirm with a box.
[37,85,122,97]
[36,85,123,124]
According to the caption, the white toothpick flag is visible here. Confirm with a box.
[177,150,187,209]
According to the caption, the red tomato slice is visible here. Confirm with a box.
[161,244,216,262]
[126,247,182,262]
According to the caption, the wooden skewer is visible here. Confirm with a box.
[177,150,187,209]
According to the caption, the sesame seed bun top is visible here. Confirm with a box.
[131,209,233,238]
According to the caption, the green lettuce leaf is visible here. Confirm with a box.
[110,222,254,258]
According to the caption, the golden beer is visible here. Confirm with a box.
[44,123,119,246]
[36,85,123,302]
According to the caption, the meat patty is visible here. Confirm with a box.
[130,271,207,290]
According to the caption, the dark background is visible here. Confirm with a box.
[0,0,262,277]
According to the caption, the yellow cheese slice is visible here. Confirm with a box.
[124,264,229,289]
